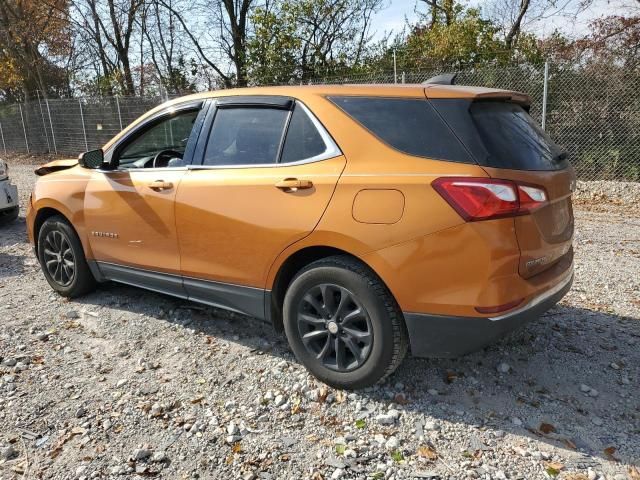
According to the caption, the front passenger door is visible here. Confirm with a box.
[175,97,345,316]
[84,103,206,286]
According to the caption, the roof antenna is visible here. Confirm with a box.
[423,73,458,85]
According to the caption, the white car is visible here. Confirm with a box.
[0,159,19,224]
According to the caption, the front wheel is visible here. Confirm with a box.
[283,256,408,389]
[37,215,96,298]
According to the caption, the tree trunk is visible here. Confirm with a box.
[505,0,530,49]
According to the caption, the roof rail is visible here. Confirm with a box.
[423,73,458,85]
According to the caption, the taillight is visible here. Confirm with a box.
[432,177,547,221]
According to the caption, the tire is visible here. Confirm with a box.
[0,205,18,225]
[283,255,408,390]
[37,215,96,298]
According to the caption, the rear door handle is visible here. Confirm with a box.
[275,178,313,191]
[148,180,173,191]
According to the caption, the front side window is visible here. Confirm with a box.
[203,108,289,166]
[117,109,199,168]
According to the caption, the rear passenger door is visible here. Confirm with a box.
[174,96,346,316]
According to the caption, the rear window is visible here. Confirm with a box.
[203,107,289,166]
[328,96,473,163]
[469,102,567,171]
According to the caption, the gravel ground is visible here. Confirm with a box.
[1,154,639,480]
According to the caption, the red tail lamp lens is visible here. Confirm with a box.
[432,177,547,221]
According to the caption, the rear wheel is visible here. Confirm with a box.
[283,256,408,389]
[37,215,96,297]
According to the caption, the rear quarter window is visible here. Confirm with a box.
[327,96,473,163]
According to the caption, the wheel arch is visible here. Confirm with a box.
[267,245,396,332]
[33,207,72,255]
[32,205,94,261]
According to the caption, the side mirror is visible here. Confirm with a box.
[78,149,104,169]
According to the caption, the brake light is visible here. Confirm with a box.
[432,177,547,221]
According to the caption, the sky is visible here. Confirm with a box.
[370,0,639,42]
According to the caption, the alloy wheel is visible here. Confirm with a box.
[297,283,373,372]
[43,230,76,287]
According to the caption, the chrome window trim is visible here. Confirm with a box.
[186,153,342,170]
[293,101,342,163]
[96,166,190,174]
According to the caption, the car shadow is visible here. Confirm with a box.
[0,215,27,245]
[0,216,29,277]
[73,282,639,466]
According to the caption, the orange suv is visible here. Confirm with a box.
[27,84,574,389]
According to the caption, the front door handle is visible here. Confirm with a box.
[275,178,313,192]
[148,180,173,191]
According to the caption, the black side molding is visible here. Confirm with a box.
[94,261,269,321]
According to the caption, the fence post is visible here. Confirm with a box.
[45,99,57,155]
[37,91,52,153]
[393,48,398,84]
[115,95,123,131]
[78,98,88,151]
[541,60,549,130]
[0,121,6,154]
[401,72,406,84]
[19,104,29,153]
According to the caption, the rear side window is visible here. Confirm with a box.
[281,104,326,163]
[328,96,473,163]
[203,108,288,166]
[469,102,567,171]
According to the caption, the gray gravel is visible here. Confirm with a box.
[1,155,639,480]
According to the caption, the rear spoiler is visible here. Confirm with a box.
[35,158,78,176]
[471,91,532,110]
[423,73,458,85]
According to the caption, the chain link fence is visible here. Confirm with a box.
[0,62,638,181]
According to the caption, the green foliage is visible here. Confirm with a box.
[247,3,300,85]
[403,8,503,68]
[355,419,366,429]
[248,0,383,84]
[390,450,404,462]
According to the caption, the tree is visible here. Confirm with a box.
[401,8,504,69]
[485,0,594,51]
[156,0,255,87]
[0,0,71,101]
[140,0,195,94]
[418,0,460,27]
[248,0,382,84]
[70,0,144,95]
[247,2,299,84]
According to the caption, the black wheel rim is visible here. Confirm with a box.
[297,283,373,372]
[43,230,76,287]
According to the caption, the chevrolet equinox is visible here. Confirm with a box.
[27,84,575,389]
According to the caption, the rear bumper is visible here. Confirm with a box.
[403,270,573,358]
